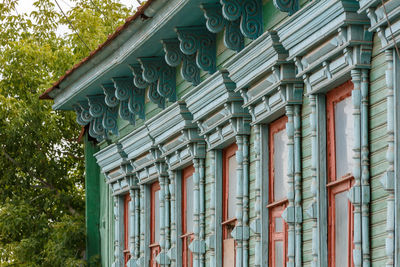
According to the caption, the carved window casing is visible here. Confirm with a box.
[222,143,238,267]
[181,165,195,267]
[268,116,289,267]
[150,182,161,267]
[326,82,355,267]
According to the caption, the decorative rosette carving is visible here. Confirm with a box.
[112,77,145,124]
[130,64,148,89]
[87,95,106,118]
[273,0,299,16]
[201,3,244,52]
[138,57,176,102]
[119,100,136,126]
[221,0,263,39]
[113,77,132,101]
[102,83,119,107]
[130,63,166,108]
[148,83,165,109]
[128,88,145,119]
[73,104,89,126]
[102,106,119,136]
[77,101,92,124]
[162,38,201,85]
[89,117,106,141]
[175,26,216,74]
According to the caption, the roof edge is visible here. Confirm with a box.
[39,0,154,100]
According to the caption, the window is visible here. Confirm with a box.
[124,194,131,266]
[222,143,238,266]
[150,182,160,267]
[181,165,195,267]
[326,81,354,267]
[268,116,288,267]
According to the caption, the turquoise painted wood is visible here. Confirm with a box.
[48,0,400,266]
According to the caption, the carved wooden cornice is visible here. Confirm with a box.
[184,70,251,150]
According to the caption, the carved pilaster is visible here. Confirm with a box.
[175,26,216,74]
[112,196,123,267]
[282,105,295,267]
[250,125,261,266]
[381,49,395,267]
[220,0,263,39]
[201,3,244,52]
[349,69,362,267]
[206,151,216,266]
[294,104,302,267]
[360,69,370,267]
[167,170,177,266]
[138,57,176,103]
[307,94,318,267]
[162,38,200,85]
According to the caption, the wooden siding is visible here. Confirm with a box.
[369,33,389,267]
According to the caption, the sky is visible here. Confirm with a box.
[16,0,141,35]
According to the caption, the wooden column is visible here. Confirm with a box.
[361,69,371,267]
[382,49,395,267]
[294,104,302,267]
[350,69,362,267]
[308,94,319,267]
[168,170,177,267]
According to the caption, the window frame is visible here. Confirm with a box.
[181,165,195,267]
[222,143,238,266]
[267,115,289,267]
[326,81,355,267]
[149,181,161,267]
[123,194,131,266]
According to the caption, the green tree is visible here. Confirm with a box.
[0,0,131,265]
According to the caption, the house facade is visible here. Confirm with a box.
[40,0,400,266]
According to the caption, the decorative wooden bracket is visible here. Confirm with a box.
[201,3,244,52]
[130,64,165,109]
[273,0,299,16]
[101,83,119,107]
[161,38,201,85]
[87,95,119,137]
[175,26,216,74]
[220,0,263,39]
[137,57,177,102]
[112,77,145,125]
[74,101,92,126]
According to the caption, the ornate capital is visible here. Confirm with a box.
[137,57,177,102]
[162,38,201,85]
[175,26,216,74]
[221,0,263,39]
[201,3,244,52]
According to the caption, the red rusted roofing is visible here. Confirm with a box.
[39,0,154,100]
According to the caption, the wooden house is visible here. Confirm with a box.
[40,0,400,266]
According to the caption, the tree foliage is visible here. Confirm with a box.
[0,0,131,265]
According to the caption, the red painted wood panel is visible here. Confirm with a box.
[150,182,160,267]
[268,116,288,267]
[326,81,354,267]
[124,194,131,266]
[182,165,195,267]
[222,143,238,267]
